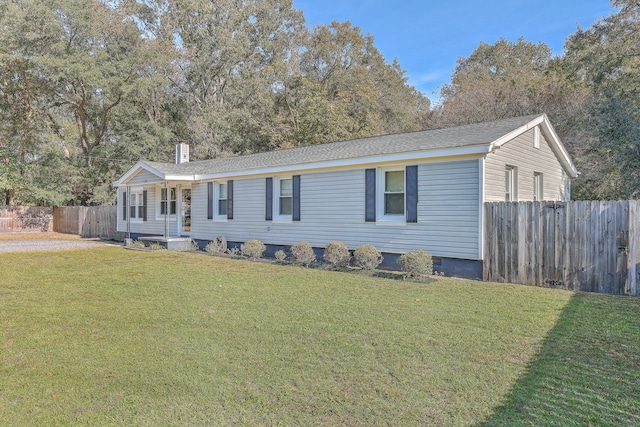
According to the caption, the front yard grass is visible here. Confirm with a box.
[1,247,638,425]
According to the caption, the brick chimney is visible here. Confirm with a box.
[176,143,189,164]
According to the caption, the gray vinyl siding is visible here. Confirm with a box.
[190,159,480,259]
[116,185,179,235]
[485,127,569,201]
[127,170,163,186]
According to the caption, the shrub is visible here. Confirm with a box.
[242,239,266,260]
[129,240,146,249]
[398,249,433,277]
[323,241,351,268]
[291,241,317,266]
[353,244,383,270]
[226,246,240,257]
[274,250,287,262]
[189,239,200,251]
[149,243,165,251]
[205,236,227,255]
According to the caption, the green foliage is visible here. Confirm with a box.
[290,241,317,266]
[323,241,351,268]
[562,1,640,199]
[353,244,383,270]
[431,37,582,130]
[242,239,266,260]
[5,0,640,204]
[9,247,639,425]
[397,249,433,277]
[0,1,428,205]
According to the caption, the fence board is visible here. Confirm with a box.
[484,201,640,296]
[0,206,53,232]
[53,206,117,238]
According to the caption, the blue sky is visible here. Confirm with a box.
[292,0,617,104]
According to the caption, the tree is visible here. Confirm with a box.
[563,0,640,199]
[279,21,428,147]
[430,37,594,199]
[0,0,430,204]
[432,38,574,127]
[0,0,55,204]
[0,0,175,205]
[165,0,305,158]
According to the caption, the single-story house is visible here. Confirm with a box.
[114,113,578,278]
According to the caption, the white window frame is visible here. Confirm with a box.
[274,176,293,222]
[129,188,144,221]
[158,186,177,217]
[377,167,406,223]
[214,181,228,220]
[533,172,543,201]
[505,165,517,201]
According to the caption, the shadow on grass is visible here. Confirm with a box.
[480,292,640,426]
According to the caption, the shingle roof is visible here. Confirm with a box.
[142,114,542,177]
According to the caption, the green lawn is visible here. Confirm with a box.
[1,247,639,426]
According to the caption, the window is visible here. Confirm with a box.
[208,180,233,220]
[366,167,417,224]
[278,178,293,216]
[160,187,177,215]
[129,190,145,220]
[505,165,517,201]
[217,183,228,216]
[534,172,543,201]
[384,170,405,215]
[266,176,299,221]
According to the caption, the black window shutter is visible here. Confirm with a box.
[207,182,213,219]
[292,175,301,221]
[406,165,418,223]
[142,190,148,221]
[365,169,376,222]
[227,180,234,220]
[122,191,127,221]
[265,177,273,220]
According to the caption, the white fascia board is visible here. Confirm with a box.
[478,157,486,261]
[489,115,545,150]
[539,116,579,178]
[489,114,578,179]
[164,175,196,181]
[194,145,491,181]
[113,162,167,186]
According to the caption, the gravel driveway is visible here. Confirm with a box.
[0,239,105,253]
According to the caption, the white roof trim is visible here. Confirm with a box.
[489,114,578,178]
[113,162,165,186]
[113,162,197,186]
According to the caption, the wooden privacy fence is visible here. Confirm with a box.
[0,206,53,232]
[53,206,117,238]
[484,201,640,296]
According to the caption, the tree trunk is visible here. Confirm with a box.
[5,189,15,205]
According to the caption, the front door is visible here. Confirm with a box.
[181,188,191,234]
